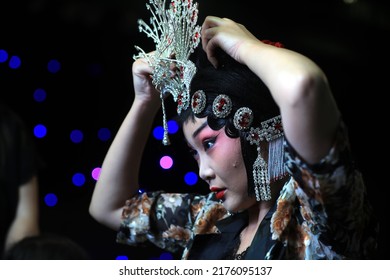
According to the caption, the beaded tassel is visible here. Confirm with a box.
[268,136,286,182]
[253,147,271,201]
[160,90,170,146]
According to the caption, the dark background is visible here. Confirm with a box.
[1,0,389,259]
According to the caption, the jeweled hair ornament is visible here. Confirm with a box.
[246,116,284,201]
[134,0,201,145]
[191,91,286,201]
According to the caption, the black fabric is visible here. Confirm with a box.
[187,203,278,260]
[187,211,247,259]
[243,204,277,260]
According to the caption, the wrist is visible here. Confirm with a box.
[132,96,161,115]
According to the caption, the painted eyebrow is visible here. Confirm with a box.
[192,121,208,139]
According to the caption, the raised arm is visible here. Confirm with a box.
[89,57,161,231]
[5,175,40,251]
[201,16,340,164]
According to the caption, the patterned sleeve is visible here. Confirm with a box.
[116,191,207,253]
[283,119,378,259]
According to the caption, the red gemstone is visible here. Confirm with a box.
[217,99,226,111]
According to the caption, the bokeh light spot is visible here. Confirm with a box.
[9,55,21,69]
[167,120,179,134]
[44,193,58,207]
[116,255,128,260]
[72,173,86,187]
[97,127,111,142]
[0,49,8,63]
[160,156,173,169]
[70,129,84,143]
[34,124,47,138]
[184,171,198,186]
[91,167,101,181]
[33,88,47,102]
[159,252,174,260]
[153,126,164,140]
[48,59,61,73]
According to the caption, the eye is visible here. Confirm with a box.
[202,136,216,151]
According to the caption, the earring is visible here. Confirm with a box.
[247,128,271,201]
[253,147,271,201]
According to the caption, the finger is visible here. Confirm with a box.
[133,58,153,77]
[204,40,219,68]
[201,20,219,67]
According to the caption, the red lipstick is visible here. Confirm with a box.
[210,186,226,200]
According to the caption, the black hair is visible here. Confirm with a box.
[177,46,280,197]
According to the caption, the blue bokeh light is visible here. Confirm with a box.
[97,127,111,141]
[184,171,198,186]
[33,88,47,102]
[0,49,8,63]
[116,255,129,260]
[9,55,21,69]
[159,252,174,260]
[33,124,47,138]
[167,120,179,134]
[70,129,84,143]
[72,173,86,187]
[153,121,178,141]
[44,193,58,207]
[47,59,61,73]
[153,126,164,140]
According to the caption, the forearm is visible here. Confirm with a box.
[238,41,324,104]
[5,216,39,251]
[239,41,340,163]
[89,97,160,230]
[5,176,40,251]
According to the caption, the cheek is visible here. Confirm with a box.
[220,138,245,170]
[231,156,246,178]
[231,144,247,182]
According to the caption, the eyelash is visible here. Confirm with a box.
[202,137,216,151]
[188,136,217,158]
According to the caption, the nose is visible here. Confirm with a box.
[198,157,214,184]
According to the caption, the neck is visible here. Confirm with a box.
[238,177,288,253]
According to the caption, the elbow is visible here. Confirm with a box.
[88,195,106,225]
[88,181,108,224]
[88,202,101,222]
[89,195,122,231]
[284,68,329,108]
[89,203,112,229]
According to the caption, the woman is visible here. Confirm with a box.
[0,103,41,255]
[89,16,378,259]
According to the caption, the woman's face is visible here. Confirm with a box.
[183,116,256,212]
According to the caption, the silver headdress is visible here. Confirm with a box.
[134,0,202,145]
[191,90,287,201]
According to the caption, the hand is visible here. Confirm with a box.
[201,16,259,68]
[132,54,161,107]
